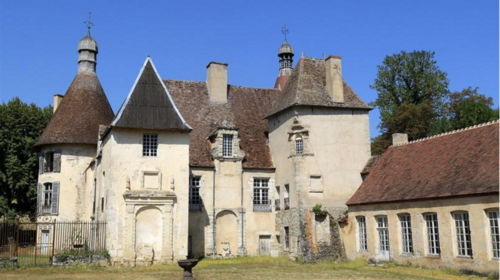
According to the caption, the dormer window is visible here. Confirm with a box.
[295,137,303,155]
[223,134,233,157]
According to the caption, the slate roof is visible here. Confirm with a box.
[112,58,191,131]
[347,122,500,206]
[265,57,371,118]
[165,80,279,168]
[35,72,114,147]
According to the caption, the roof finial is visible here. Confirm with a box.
[281,24,289,41]
[84,12,94,36]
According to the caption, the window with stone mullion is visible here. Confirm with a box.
[253,179,269,205]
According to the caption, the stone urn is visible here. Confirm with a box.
[177,259,199,280]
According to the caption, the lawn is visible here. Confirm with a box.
[0,257,494,280]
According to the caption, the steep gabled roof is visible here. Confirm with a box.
[347,122,499,206]
[165,80,279,168]
[266,57,371,118]
[35,73,115,147]
[112,57,191,131]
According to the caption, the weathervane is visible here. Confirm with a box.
[282,24,289,41]
[84,12,94,36]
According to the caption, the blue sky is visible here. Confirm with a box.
[0,0,498,138]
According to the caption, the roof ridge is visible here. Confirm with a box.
[163,78,277,91]
[392,120,500,148]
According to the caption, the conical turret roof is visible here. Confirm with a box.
[35,72,115,147]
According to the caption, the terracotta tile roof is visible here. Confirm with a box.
[265,57,371,118]
[112,58,191,131]
[361,155,381,175]
[347,122,499,205]
[165,80,280,169]
[34,73,114,147]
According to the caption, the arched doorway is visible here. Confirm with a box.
[216,210,238,256]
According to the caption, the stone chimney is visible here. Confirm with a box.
[53,94,64,112]
[206,62,228,103]
[392,133,408,145]
[325,55,344,103]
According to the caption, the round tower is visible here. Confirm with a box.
[35,28,114,221]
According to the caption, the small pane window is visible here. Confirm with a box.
[454,212,473,257]
[223,134,233,157]
[189,177,201,205]
[295,138,303,155]
[357,216,367,251]
[253,179,269,204]
[399,214,413,254]
[424,213,441,255]
[143,134,158,157]
[487,210,499,258]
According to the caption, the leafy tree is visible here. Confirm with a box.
[430,87,499,135]
[370,50,450,155]
[0,97,52,220]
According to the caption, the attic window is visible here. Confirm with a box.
[223,134,233,157]
[143,134,158,157]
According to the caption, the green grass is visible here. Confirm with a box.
[0,256,494,280]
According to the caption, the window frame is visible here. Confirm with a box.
[399,214,413,255]
[222,134,233,158]
[142,134,158,157]
[424,213,441,256]
[486,209,500,260]
[189,177,202,209]
[453,212,473,258]
[253,178,270,205]
[356,216,368,252]
[42,182,53,214]
[295,137,303,155]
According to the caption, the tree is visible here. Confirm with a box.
[0,97,52,220]
[370,51,450,155]
[430,87,499,135]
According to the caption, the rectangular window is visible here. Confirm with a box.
[284,184,290,210]
[143,134,158,157]
[189,177,201,210]
[399,214,413,254]
[357,216,367,251]
[101,197,104,212]
[424,213,441,255]
[454,212,473,257]
[223,134,233,157]
[45,151,54,172]
[42,183,53,214]
[284,226,290,249]
[295,138,303,154]
[488,210,499,259]
[253,179,270,212]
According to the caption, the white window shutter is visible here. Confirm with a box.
[38,152,44,174]
[53,150,61,173]
[51,181,60,215]
[37,183,42,214]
